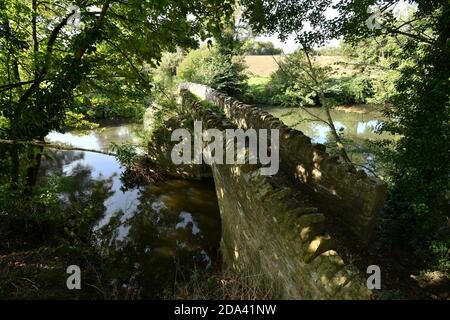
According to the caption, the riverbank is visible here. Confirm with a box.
[0,246,274,299]
[334,104,381,114]
[0,121,225,299]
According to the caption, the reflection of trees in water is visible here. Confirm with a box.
[57,165,115,222]
[61,123,141,151]
[93,124,141,151]
[38,149,221,299]
[97,180,221,299]
[39,150,85,176]
[38,149,115,239]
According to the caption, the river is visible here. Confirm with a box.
[40,107,386,297]
[266,106,393,170]
[43,121,221,298]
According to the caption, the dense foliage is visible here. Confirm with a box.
[244,0,450,274]
[337,0,450,272]
[266,50,375,107]
[177,29,249,98]
[241,39,283,55]
[0,0,235,187]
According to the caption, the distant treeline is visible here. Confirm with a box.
[242,40,283,55]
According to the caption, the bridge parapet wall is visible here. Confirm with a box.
[181,96,372,299]
[179,83,387,245]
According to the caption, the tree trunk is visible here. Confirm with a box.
[302,48,353,165]
[10,145,19,188]
[324,106,353,164]
[25,144,44,193]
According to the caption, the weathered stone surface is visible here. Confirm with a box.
[146,86,374,299]
[296,213,326,229]
[305,235,337,262]
[299,224,324,242]
[212,161,371,299]
[179,82,387,245]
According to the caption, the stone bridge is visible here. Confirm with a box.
[145,83,387,299]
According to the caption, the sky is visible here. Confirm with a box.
[255,1,341,53]
[256,34,341,53]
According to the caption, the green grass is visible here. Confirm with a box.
[247,76,270,87]
[244,76,271,105]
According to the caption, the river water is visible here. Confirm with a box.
[266,106,393,169]
[40,107,386,297]
[266,107,390,143]
[43,122,221,298]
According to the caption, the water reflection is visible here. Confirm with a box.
[46,122,142,152]
[266,107,394,171]
[97,179,221,298]
[41,122,221,298]
[266,107,390,144]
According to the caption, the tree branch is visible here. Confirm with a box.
[0,80,42,92]
[18,12,73,104]
[385,28,434,46]
[75,0,111,60]
[0,139,117,156]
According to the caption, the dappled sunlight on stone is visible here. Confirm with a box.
[296,164,308,182]
[312,168,322,180]
[177,83,385,299]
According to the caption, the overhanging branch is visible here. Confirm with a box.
[0,139,117,156]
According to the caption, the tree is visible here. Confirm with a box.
[178,17,249,97]
[243,0,450,270]
[0,0,235,189]
[241,40,282,55]
[275,49,353,163]
[337,0,450,269]
[242,0,334,47]
[242,0,353,164]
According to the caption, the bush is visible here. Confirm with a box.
[267,50,375,107]
[153,50,185,90]
[367,69,400,105]
[110,143,139,168]
[317,46,344,56]
[266,51,319,106]
[177,47,213,84]
[177,46,248,97]
[325,75,374,105]
[243,76,272,105]
[241,40,283,55]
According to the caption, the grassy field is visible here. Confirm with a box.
[244,55,356,77]
[247,76,270,87]
[244,55,283,76]
[244,75,271,105]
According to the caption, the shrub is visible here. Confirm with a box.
[266,51,319,106]
[317,46,344,56]
[177,46,248,97]
[243,76,272,105]
[178,47,216,84]
[368,69,401,105]
[153,50,186,90]
[241,40,283,55]
[325,75,374,105]
[110,143,138,168]
[267,50,375,107]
